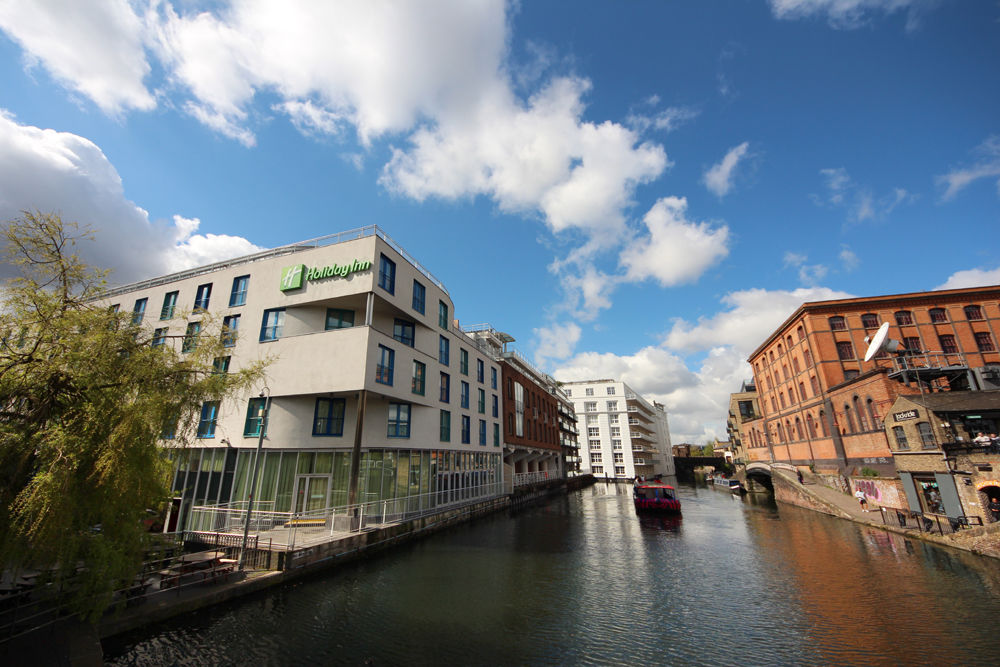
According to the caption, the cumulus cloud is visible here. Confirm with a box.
[783,252,828,285]
[627,104,699,134]
[702,142,750,197]
[0,0,154,114]
[937,135,1000,201]
[935,266,1000,291]
[0,111,261,284]
[620,197,730,287]
[533,322,582,366]
[768,0,932,30]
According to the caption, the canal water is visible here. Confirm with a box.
[104,482,1000,666]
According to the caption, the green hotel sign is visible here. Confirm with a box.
[280,259,372,291]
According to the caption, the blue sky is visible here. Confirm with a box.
[1,1,998,443]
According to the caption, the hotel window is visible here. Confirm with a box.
[975,332,996,352]
[326,308,354,330]
[160,291,178,319]
[378,254,396,294]
[412,360,426,395]
[614,453,624,464]
[477,359,485,383]
[477,388,486,414]
[376,345,394,385]
[221,314,240,347]
[494,423,500,447]
[939,334,958,354]
[565,389,572,397]
[259,308,285,341]
[182,321,200,352]
[514,382,525,437]
[243,397,268,437]
[152,327,168,347]
[615,466,625,476]
[440,410,451,442]
[132,298,147,325]
[861,313,879,329]
[607,400,618,412]
[461,415,471,444]
[394,318,415,347]
[586,415,597,425]
[836,341,854,360]
[229,275,249,307]
[610,427,620,437]
[590,453,602,463]
[892,426,909,450]
[479,419,487,446]
[965,305,984,321]
[439,336,449,365]
[440,373,450,402]
[412,280,425,314]
[829,316,847,331]
[609,414,619,424]
[460,381,470,409]
[492,394,499,418]
[388,403,411,438]
[584,401,597,412]
[894,310,914,326]
[607,386,616,395]
[588,427,599,437]
[917,421,935,449]
[460,348,469,375]
[197,401,219,438]
[438,301,449,329]
[585,388,594,396]
[588,440,600,449]
[592,465,604,474]
[904,336,921,352]
[491,367,497,389]
[212,356,230,374]
[612,439,622,450]
[313,398,345,436]
[929,308,947,323]
[194,283,212,311]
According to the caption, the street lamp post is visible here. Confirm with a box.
[238,387,270,571]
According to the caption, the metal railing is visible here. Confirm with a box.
[514,470,556,487]
[878,507,984,535]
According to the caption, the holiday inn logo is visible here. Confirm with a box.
[279,259,372,291]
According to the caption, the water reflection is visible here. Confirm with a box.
[105,482,1000,666]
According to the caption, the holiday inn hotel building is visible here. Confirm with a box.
[102,227,504,532]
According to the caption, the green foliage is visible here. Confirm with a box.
[860,467,879,478]
[0,212,266,620]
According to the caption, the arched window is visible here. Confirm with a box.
[795,417,804,440]
[806,413,816,438]
[929,308,947,323]
[964,304,984,321]
[778,343,784,356]
[819,409,828,437]
[853,396,868,431]
[786,335,794,349]
[829,316,847,331]
[895,310,914,326]
[803,349,813,367]
[792,356,801,373]
[797,325,805,341]
[775,423,784,443]
[783,364,790,381]
[866,397,879,430]
[786,420,793,441]
[861,313,879,328]
[843,403,856,433]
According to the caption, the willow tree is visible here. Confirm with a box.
[0,212,265,619]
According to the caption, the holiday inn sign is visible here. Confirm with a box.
[280,259,372,291]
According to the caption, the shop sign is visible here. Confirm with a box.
[280,259,372,291]
[893,409,918,422]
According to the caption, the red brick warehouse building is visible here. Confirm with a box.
[742,285,1000,476]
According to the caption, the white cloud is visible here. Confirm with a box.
[627,105,699,134]
[533,322,582,366]
[0,111,261,283]
[782,252,829,285]
[768,0,929,30]
[935,267,1000,291]
[813,167,913,222]
[839,246,860,272]
[0,0,154,114]
[620,197,729,287]
[937,136,1000,201]
[702,141,750,197]
[276,100,346,137]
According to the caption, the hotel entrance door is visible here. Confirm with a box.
[294,475,330,514]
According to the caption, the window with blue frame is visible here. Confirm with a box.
[152,327,168,347]
[440,372,450,402]
[477,359,484,383]
[477,388,485,414]
[460,348,468,375]
[412,280,425,314]
[376,344,394,385]
[439,335,449,365]
[194,283,212,311]
[493,423,500,447]
[491,367,497,390]
[229,275,250,307]
[326,308,354,330]
[440,410,451,441]
[461,415,471,444]
[388,403,410,438]
[492,394,498,418]
[479,419,487,446]
[259,308,285,341]
[182,321,201,352]
[221,314,240,347]
[313,397,346,436]
[197,401,219,438]
[243,397,268,436]
[460,381,470,409]
[439,301,448,329]
[394,318,415,347]
[160,291,178,319]
[132,298,147,325]
[213,356,230,373]
[379,254,396,294]
[412,360,426,395]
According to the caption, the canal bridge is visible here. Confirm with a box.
[673,456,727,481]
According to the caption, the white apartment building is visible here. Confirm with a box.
[100,227,504,531]
[560,379,675,479]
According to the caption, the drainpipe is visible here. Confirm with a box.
[347,389,367,509]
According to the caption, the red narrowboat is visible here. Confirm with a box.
[633,482,681,513]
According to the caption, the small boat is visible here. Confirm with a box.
[633,482,681,513]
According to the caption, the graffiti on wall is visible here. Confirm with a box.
[854,479,882,502]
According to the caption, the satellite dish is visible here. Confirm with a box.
[863,321,901,362]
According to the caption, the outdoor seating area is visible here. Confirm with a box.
[157,550,236,590]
